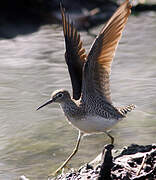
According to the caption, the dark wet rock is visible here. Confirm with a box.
[52,144,156,180]
[117,144,156,156]
[111,144,156,179]
[98,144,114,180]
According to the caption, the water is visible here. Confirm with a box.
[0,12,156,180]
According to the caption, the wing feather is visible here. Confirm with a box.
[60,4,87,100]
[82,0,132,103]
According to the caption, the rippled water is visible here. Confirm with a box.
[0,12,156,180]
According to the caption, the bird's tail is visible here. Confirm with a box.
[119,104,136,116]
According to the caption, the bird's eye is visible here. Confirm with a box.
[58,93,63,98]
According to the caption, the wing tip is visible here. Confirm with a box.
[60,1,63,15]
[60,1,68,36]
[124,0,133,11]
[59,0,64,11]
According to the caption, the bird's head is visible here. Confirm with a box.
[36,89,71,110]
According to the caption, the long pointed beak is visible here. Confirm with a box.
[36,99,53,111]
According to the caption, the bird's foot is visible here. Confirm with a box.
[48,168,64,178]
[48,164,71,178]
[105,131,114,145]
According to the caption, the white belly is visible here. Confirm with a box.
[66,115,122,134]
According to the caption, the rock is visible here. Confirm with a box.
[52,144,156,180]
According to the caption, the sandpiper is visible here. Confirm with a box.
[37,0,135,175]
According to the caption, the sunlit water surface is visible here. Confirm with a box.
[0,12,156,180]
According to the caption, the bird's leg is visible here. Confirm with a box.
[105,131,114,144]
[52,131,83,176]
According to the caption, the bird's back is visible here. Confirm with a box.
[81,94,124,120]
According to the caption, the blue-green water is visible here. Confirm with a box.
[0,12,156,180]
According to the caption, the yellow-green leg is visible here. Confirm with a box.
[50,131,83,176]
[105,131,114,144]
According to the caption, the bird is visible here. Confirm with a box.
[37,0,135,175]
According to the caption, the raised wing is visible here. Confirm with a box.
[60,4,87,100]
[82,0,132,104]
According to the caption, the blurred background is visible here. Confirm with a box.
[0,0,156,179]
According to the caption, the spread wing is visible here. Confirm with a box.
[60,4,87,100]
[82,0,132,104]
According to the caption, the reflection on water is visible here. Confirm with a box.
[0,12,156,180]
